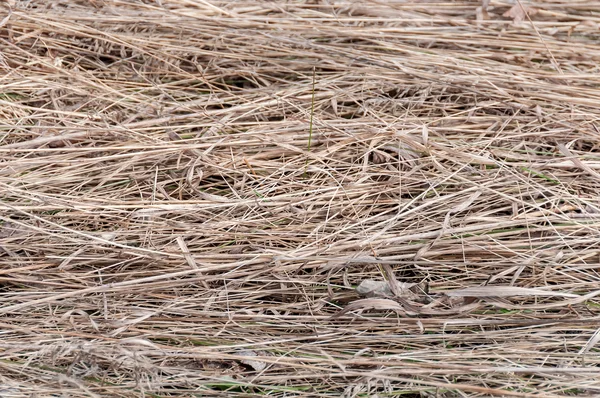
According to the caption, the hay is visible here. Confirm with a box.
[1,0,600,396]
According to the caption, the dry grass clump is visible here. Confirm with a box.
[2,0,600,396]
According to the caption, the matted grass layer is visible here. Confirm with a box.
[1,1,600,396]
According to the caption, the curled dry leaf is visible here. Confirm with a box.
[238,350,267,372]
[503,4,538,23]
[370,150,388,165]
[330,97,338,116]
[0,9,11,29]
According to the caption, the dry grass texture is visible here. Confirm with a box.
[2,0,600,396]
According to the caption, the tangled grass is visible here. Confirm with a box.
[1,0,600,396]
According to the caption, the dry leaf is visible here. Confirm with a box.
[578,327,600,356]
[476,6,489,23]
[422,125,429,146]
[0,221,23,238]
[585,204,600,214]
[238,350,267,372]
[578,20,599,29]
[370,150,388,165]
[119,338,161,350]
[331,97,338,116]
[557,142,600,181]
[0,9,11,29]
[535,104,543,122]
[503,4,538,23]
[442,190,482,229]
[442,286,578,298]
[356,279,417,298]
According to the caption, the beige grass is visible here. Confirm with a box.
[1,0,600,396]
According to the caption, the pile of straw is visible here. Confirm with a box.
[1,0,600,396]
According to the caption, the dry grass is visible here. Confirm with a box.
[1,0,600,396]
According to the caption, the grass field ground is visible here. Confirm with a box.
[1,1,600,396]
